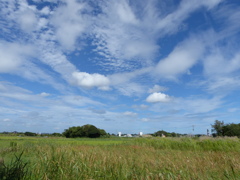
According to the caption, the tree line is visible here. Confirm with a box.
[151,130,184,137]
[2,120,240,138]
[0,124,109,138]
[211,120,240,137]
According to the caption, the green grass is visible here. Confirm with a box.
[1,136,240,179]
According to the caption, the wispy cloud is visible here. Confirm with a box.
[1,0,240,134]
[50,0,90,51]
[0,41,35,73]
[148,85,168,93]
[155,35,205,79]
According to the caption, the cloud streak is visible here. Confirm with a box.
[1,0,240,134]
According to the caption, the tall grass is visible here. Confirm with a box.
[0,136,240,179]
[0,152,29,180]
[132,137,240,151]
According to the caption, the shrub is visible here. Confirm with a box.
[63,124,102,138]
[0,152,29,180]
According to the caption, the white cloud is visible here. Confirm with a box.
[148,85,168,93]
[62,95,103,107]
[132,104,148,110]
[116,0,138,24]
[156,0,223,35]
[0,82,105,114]
[40,6,51,15]
[123,111,137,116]
[155,36,204,79]
[51,0,89,51]
[182,96,223,113]
[72,72,110,90]
[40,92,50,97]
[141,118,150,122]
[146,92,171,103]
[115,82,146,97]
[148,95,223,115]
[93,1,160,69]
[203,51,240,77]
[204,76,240,94]
[228,108,239,113]
[0,41,35,73]
[89,108,106,114]
[40,49,77,78]
[93,0,222,70]
[18,8,37,32]
[1,0,239,134]
[108,68,151,96]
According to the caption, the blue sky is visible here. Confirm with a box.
[1,0,240,134]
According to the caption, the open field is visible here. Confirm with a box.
[1,136,240,180]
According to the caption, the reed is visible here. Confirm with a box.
[0,136,240,179]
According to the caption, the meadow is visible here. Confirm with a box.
[0,136,240,180]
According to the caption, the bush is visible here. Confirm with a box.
[0,152,29,180]
[63,124,103,138]
[24,132,37,136]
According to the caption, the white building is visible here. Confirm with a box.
[126,134,132,137]
[118,132,121,137]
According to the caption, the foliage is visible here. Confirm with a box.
[24,132,37,136]
[63,124,102,138]
[222,123,240,137]
[51,133,63,137]
[0,152,29,180]
[99,128,108,137]
[152,130,182,137]
[212,120,240,137]
[211,120,225,136]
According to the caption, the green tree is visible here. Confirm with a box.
[51,133,63,137]
[222,123,240,137]
[211,120,225,136]
[99,128,108,137]
[24,132,37,136]
[63,124,102,138]
[153,130,168,137]
[87,125,101,138]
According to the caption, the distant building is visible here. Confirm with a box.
[118,132,121,137]
[139,132,143,137]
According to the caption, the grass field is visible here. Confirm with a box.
[1,136,240,179]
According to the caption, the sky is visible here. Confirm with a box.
[1,0,240,135]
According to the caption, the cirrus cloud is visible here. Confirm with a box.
[148,85,168,93]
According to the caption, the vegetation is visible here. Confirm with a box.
[1,121,240,179]
[3,120,240,139]
[1,136,240,179]
[62,124,108,138]
[0,152,29,180]
[212,120,240,137]
[152,130,183,137]
[24,132,37,137]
